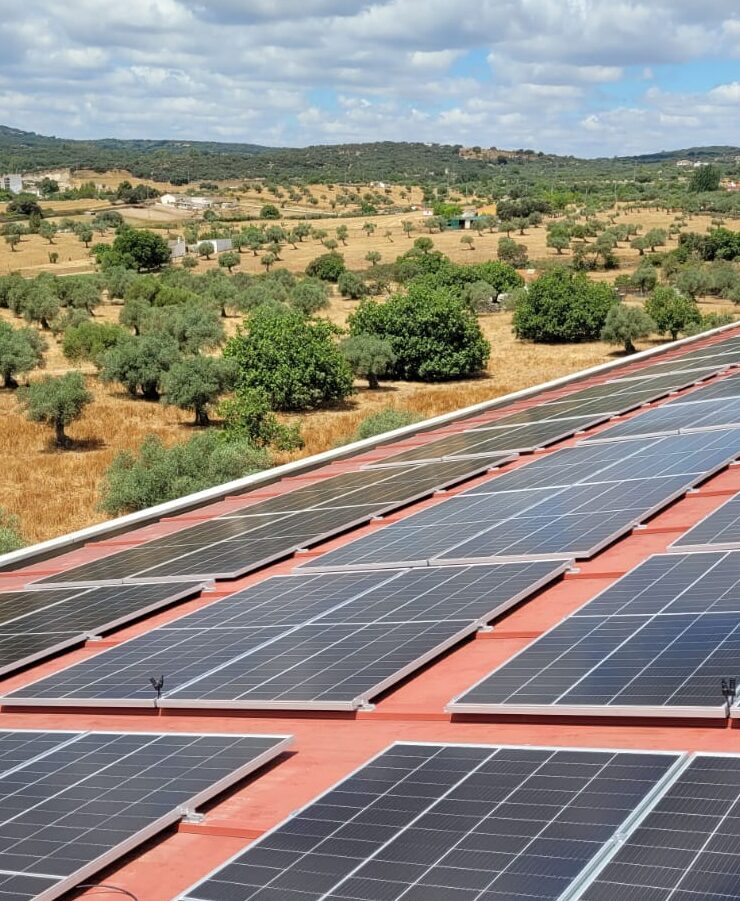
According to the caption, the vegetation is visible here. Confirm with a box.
[0,321,46,387]
[18,372,93,448]
[340,334,396,389]
[645,286,702,340]
[160,355,237,426]
[601,303,656,354]
[0,508,24,554]
[352,407,420,441]
[99,431,270,515]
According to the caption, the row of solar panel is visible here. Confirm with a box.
[23,332,740,588]
[3,560,568,708]
[4,734,740,901]
[180,742,740,901]
[303,429,740,569]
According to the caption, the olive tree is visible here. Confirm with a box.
[18,372,93,448]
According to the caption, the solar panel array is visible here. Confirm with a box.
[0,729,290,901]
[304,429,740,569]
[0,581,204,677]
[449,550,740,717]
[3,561,567,710]
[179,742,683,901]
[671,491,740,553]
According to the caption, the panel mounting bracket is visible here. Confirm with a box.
[179,808,206,824]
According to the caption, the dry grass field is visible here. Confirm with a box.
[1,181,738,545]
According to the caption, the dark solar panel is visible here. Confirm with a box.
[583,397,740,443]
[0,729,290,901]
[577,754,740,901]
[179,742,681,901]
[670,370,740,404]
[672,492,740,552]
[0,581,204,677]
[5,562,566,710]
[450,551,740,717]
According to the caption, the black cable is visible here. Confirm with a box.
[77,884,140,901]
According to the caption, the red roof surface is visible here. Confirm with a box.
[3,328,740,900]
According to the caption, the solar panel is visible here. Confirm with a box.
[4,561,567,710]
[0,729,291,901]
[449,551,740,718]
[582,396,740,443]
[669,370,740,404]
[671,492,740,552]
[179,742,682,901]
[576,754,740,901]
[0,581,204,677]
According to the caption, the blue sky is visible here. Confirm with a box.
[1,0,739,156]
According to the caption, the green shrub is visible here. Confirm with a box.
[0,508,24,554]
[305,252,346,282]
[352,408,420,442]
[645,286,702,340]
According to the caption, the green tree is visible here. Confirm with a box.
[348,285,489,381]
[600,303,655,353]
[224,307,354,410]
[497,236,528,267]
[141,301,224,354]
[461,234,475,251]
[290,278,330,315]
[197,241,215,261]
[631,261,658,295]
[99,334,180,399]
[99,432,269,515]
[18,371,93,448]
[0,321,47,388]
[5,233,20,252]
[362,222,376,237]
[218,250,240,273]
[365,250,381,267]
[305,252,346,282]
[0,507,24,554]
[219,386,303,450]
[414,237,434,254]
[644,228,667,252]
[546,225,571,254]
[21,283,61,330]
[160,355,237,425]
[260,251,277,272]
[39,220,57,244]
[337,271,368,300]
[401,220,415,239]
[336,224,349,245]
[340,334,396,389]
[259,203,281,219]
[645,286,701,340]
[689,165,721,193]
[61,321,126,366]
[77,226,94,248]
[104,228,172,271]
[181,254,199,270]
[513,268,618,343]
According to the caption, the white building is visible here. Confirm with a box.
[0,174,23,193]
[159,194,237,212]
[189,238,233,255]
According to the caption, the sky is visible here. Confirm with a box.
[1,0,739,157]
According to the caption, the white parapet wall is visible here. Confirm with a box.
[2,322,738,572]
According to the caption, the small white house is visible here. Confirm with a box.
[0,174,23,194]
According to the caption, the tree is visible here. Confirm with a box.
[104,229,172,271]
[348,285,489,381]
[99,334,181,399]
[21,283,61,330]
[260,251,277,272]
[4,233,20,252]
[141,301,224,354]
[290,278,330,315]
[414,237,434,254]
[98,432,269,516]
[59,276,102,315]
[77,226,94,248]
[305,252,346,282]
[160,355,237,425]
[39,221,57,244]
[0,321,47,388]
[219,386,303,450]
[62,321,127,366]
[218,250,240,273]
[631,261,658,295]
[689,164,721,193]
[366,250,381,267]
[224,307,354,410]
[497,236,528,267]
[513,268,618,343]
[644,228,667,252]
[336,224,349,245]
[401,220,415,238]
[461,234,475,251]
[337,271,368,300]
[340,334,396,389]
[546,225,571,254]
[645,286,701,340]
[601,303,655,353]
[18,372,92,448]
[181,254,199,270]
[351,408,419,442]
[0,507,23,554]
[197,241,215,261]
[260,203,281,219]
[362,222,376,237]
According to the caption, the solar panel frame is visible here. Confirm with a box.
[178,741,685,901]
[0,729,293,901]
[670,492,740,553]
[0,581,205,678]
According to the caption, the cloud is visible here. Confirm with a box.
[0,0,737,154]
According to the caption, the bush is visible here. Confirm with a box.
[0,321,47,388]
[340,334,396,388]
[224,307,354,410]
[0,508,23,554]
[352,408,420,442]
[160,355,237,425]
[259,204,281,219]
[99,432,270,515]
[684,312,735,336]
[601,303,655,354]
[513,268,618,343]
[338,270,368,299]
[219,386,303,450]
[289,278,330,316]
[305,252,346,282]
[62,321,126,366]
[348,285,489,381]
[18,371,93,448]
[645,286,702,340]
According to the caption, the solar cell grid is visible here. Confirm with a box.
[5,562,567,710]
[671,492,740,552]
[583,396,740,443]
[450,551,740,717]
[670,370,740,404]
[0,730,291,901]
[179,743,681,901]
